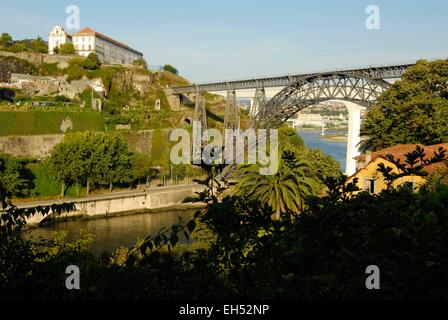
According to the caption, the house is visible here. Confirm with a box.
[347,143,448,194]
[48,26,144,65]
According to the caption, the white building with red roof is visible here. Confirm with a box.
[48,25,144,65]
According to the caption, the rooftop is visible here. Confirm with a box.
[356,143,448,174]
[72,27,143,56]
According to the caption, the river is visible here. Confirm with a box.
[297,130,347,170]
[26,131,346,254]
[26,209,196,255]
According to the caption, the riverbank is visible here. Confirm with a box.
[322,134,348,142]
[20,184,206,227]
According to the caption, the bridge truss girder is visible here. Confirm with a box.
[250,87,267,129]
[193,91,208,145]
[260,72,391,128]
[224,90,240,130]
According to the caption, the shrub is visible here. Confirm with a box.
[59,43,76,55]
[82,53,101,70]
[66,63,84,82]
[163,64,179,75]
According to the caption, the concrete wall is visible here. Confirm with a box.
[0,129,167,158]
[0,51,75,68]
[23,184,205,226]
[0,134,64,158]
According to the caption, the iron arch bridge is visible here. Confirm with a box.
[170,62,415,175]
[257,72,391,129]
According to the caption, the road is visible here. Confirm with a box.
[14,184,201,209]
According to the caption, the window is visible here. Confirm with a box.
[363,178,377,194]
[403,181,415,190]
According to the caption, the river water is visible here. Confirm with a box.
[26,210,196,255]
[26,131,346,254]
[297,130,347,170]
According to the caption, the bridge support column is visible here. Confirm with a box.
[344,101,365,176]
[224,90,240,130]
[250,88,267,128]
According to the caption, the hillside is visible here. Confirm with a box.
[0,52,235,136]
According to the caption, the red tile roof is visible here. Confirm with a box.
[357,143,448,175]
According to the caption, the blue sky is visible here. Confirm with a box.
[1,0,447,82]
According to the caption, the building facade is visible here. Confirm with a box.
[48,26,72,54]
[48,26,144,65]
[347,143,448,194]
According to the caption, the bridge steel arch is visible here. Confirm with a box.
[255,72,392,175]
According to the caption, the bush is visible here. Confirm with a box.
[163,64,179,75]
[82,53,101,70]
[133,58,147,68]
[9,43,27,53]
[66,63,84,82]
[59,43,76,55]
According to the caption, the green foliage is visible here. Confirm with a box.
[0,32,12,45]
[129,153,157,186]
[82,53,101,70]
[377,145,447,189]
[0,154,34,197]
[39,63,62,76]
[8,43,27,53]
[59,43,76,55]
[236,151,318,219]
[0,111,105,136]
[361,59,448,151]
[279,125,341,179]
[163,64,179,75]
[49,132,134,194]
[0,56,38,82]
[0,88,15,102]
[66,63,84,82]
[133,58,147,68]
[31,37,48,53]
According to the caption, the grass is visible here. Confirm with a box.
[0,110,106,136]
[25,161,79,199]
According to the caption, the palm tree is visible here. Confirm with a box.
[235,152,317,219]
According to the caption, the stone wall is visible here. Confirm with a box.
[10,73,104,99]
[0,134,64,158]
[0,51,77,68]
[0,129,170,158]
[22,184,205,226]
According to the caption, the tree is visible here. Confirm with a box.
[0,32,12,44]
[53,46,60,54]
[66,63,84,82]
[96,134,133,192]
[0,155,34,197]
[9,43,26,53]
[133,58,147,68]
[82,53,101,70]
[49,132,134,195]
[130,153,156,187]
[361,59,448,152]
[236,151,317,219]
[59,43,76,55]
[31,37,48,53]
[163,64,179,75]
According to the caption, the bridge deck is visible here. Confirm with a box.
[172,63,414,94]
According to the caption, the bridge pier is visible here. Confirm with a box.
[344,101,365,176]
[224,90,240,130]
